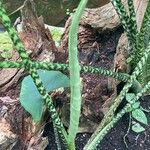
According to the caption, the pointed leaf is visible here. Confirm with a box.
[38,70,70,91]
[132,102,140,109]
[20,70,70,122]
[132,122,145,133]
[126,93,135,103]
[20,77,42,122]
[132,108,148,125]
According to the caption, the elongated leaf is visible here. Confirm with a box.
[20,70,70,122]
[137,1,150,84]
[132,108,148,125]
[68,0,88,146]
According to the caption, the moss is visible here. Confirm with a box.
[45,25,64,47]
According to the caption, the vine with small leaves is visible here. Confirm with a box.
[0,0,150,149]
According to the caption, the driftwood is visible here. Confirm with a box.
[0,0,148,149]
[61,0,128,51]
[0,97,48,150]
[0,0,57,149]
[0,0,57,93]
[61,0,147,70]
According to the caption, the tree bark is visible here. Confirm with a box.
[0,0,57,149]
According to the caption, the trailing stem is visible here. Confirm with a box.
[84,103,131,150]
[85,77,150,149]
[0,61,130,82]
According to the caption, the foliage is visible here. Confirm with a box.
[131,122,145,133]
[0,32,13,59]
[84,0,150,149]
[68,0,88,148]
[0,0,150,150]
[0,1,69,148]
[20,70,69,122]
[126,93,148,133]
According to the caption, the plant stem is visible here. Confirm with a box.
[84,104,131,150]
[0,3,69,148]
[0,61,129,82]
[84,80,150,150]
[84,42,150,149]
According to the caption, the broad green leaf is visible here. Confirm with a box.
[132,122,145,133]
[126,93,135,103]
[132,108,148,125]
[20,70,70,122]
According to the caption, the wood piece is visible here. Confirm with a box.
[0,0,57,149]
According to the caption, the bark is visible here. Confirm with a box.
[0,0,57,149]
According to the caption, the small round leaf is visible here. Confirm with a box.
[126,93,135,103]
[132,122,145,133]
[132,108,148,125]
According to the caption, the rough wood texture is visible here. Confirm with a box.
[0,0,56,149]
[80,3,120,32]
[0,0,57,93]
[135,0,148,30]
[0,96,48,150]
[61,0,128,51]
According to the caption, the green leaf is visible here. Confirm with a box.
[132,108,148,125]
[132,122,145,133]
[20,70,70,122]
[132,102,140,109]
[126,93,135,103]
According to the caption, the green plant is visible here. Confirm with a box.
[20,70,70,122]
[0,0,150,150]
[125,93,148,133]
[68,0,87,148]
[0,1,69,148]
[84,0,150,149]
[46,25,64,47]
